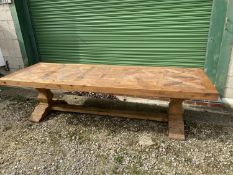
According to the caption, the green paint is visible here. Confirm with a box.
[204,0,227,83]
[27,0,212,67]
[215,0,233,96]
[14,0,39,65]
[9,4,28,67]
[205,0,233,96]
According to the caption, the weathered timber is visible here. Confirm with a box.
[0,63,219,140]
[29,88,53,122]
[0,63,219,100]
[168,99,185,140]
[51,103,168,122]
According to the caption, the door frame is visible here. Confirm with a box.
[13,0,39,65]
[205,0,233,96]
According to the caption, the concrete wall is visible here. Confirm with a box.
[224,48,233,99]
[0,4,24,71]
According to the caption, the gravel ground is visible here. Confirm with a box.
[0,89,233,175]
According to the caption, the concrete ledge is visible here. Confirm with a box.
[222,98,233,109]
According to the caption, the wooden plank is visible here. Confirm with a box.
[29,103,51,123]
[168,99,185,140]
[29,89,53,122]
[36,88,53,103]
[51,103,168,122]
[0,63,219,100]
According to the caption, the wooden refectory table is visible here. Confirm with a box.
[0,63,219,140]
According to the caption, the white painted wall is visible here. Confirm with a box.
[0,48,6,66]
[0,4,24,71]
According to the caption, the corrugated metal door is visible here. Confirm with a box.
[28,0,213,67]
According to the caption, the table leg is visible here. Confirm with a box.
[168,99,185,140]
[29,88,53,122]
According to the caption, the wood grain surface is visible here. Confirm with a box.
[0,63,219,100]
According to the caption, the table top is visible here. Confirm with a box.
[0,63,219,100]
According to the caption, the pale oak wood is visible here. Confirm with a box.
[0,63,219,100]
[51,103,168,122]
[0,63,220,140]
[29,89,53,122]
[168,99,185,140]
[29,103,51,123]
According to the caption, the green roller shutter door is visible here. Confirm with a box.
[28,0,213,67]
